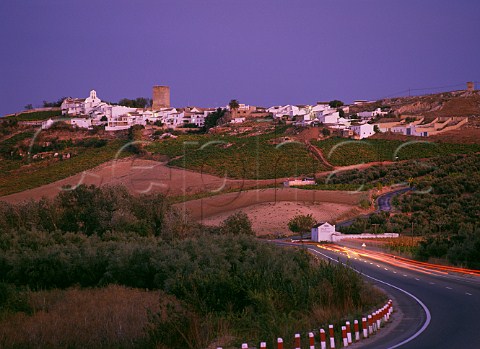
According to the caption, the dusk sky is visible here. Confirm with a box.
[1,0,479,115]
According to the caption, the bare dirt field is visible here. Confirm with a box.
[200,201,360,236]
[175,187,366,235]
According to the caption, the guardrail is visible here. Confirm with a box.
[217,300,393,349]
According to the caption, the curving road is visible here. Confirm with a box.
[281,242,480,348]
[336,187,411,229]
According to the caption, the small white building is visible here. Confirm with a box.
[311,221,400,242]
[70,118,93,129]
[311,222,336,242]
[41,118,55,130]
[317,110,340,124]
[350,123,375,139]
[61,98,85,115]
[358,108,388,120]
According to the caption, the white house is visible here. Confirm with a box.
[311,222,337,242]
[41,118,55,130]
[268,105,301,119]
[317,110,340,124]
[358,108,388,120]
[311,221,399,242]
[105,112,147,131]
[61,98,85,115]
[350,123,375,139]
[70,118,93,129]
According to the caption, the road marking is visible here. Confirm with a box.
[466,292,472,296]
[384,268,388,270]
[446,287,452,290]
[403,274,408,277]
[429,282,435,285]
[415,278,420,281]
[308,248,431,349]
[393,271,397,274]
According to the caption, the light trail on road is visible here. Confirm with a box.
[315,244,480,277]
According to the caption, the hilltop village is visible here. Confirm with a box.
[36,83,474,139]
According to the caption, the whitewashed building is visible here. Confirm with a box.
[70,118,93,129]
[350,123,375,139]
[311,222,337,242]
[358,108,388,120]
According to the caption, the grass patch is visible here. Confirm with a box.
[8,110,62,121]
[0,131,35,157]
[0,285,161,349]
[147,131,329,179]
[314,137,480,166]
[0,140,130,197]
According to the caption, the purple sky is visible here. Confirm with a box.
[1,0,479,115]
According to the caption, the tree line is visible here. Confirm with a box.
[336,154,480,268]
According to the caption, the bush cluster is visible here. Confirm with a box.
[0,185,379,347]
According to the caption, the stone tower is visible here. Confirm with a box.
[152,86,170,109]
[466,81,475,92]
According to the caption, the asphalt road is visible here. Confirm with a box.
[337,187,411,228]
[296,243,480,348]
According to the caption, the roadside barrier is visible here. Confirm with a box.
[329,324,336,348]
[319,328,327,349]
[345,321,352,344]
[309,332,315,349]
[362,317,368,338]
[216,300,393,348]
[354,320,360,342]
[341,326,348,347]
[295,333,301,349]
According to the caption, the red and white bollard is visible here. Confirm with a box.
[341,326,348,347]
[362,317,368,339]
[277,338,283,349]
[346,321,352,344]
[354,320,360,342]
[294,333,301,349]
[260,342,267,349]
[368,315,373,335]
[319,329,327,349]
[376,311,381,330]
[309,332,315,349]
[329,324,336,349]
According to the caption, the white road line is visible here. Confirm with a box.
[446,286,452,290]
[415,278,420,281]
[403,274,408,277]
[466,292,472,296]
[429,282,435,285]
[308,248,431,349]
[384,268,389,270]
